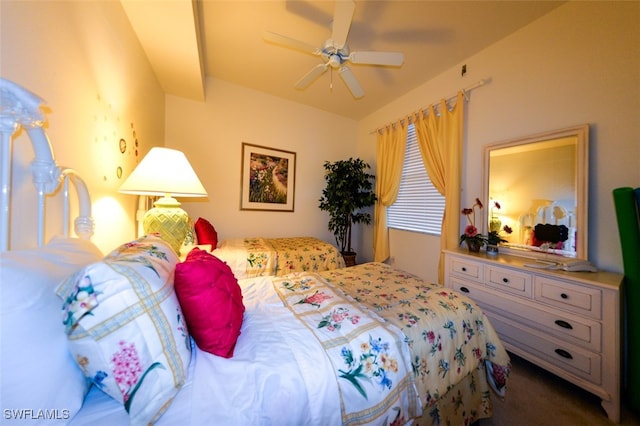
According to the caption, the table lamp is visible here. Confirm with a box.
[119,147,207,253]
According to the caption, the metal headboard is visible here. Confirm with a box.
[0,78,94,251]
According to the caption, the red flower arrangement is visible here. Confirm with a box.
[459,198,487,250]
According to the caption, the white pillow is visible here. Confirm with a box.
[0,237,103,422]
[55,234,191,426]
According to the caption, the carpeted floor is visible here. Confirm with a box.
[480,353,640,426]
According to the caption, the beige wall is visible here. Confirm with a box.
[1,0,165,254]
[358,1,640,280]
[167,77,359,245]
[2,1,638,280]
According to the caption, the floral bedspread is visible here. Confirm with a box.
[272,273,422,425]
[212,237,345,279]
[269,237,346,276]
[319,262,511,424]
[241,237,278,277]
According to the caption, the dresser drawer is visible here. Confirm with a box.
[485,264,533,298]
[488,313,601,385]
[452,278,601,352]
[449,277,485,300]
[448,256,484,281]
[535,276,602,319]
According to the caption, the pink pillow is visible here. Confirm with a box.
[174,248,244,358]
[194,217,218,250]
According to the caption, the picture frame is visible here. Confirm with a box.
[240,143,296,212]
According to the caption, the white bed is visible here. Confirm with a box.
[202,235,346,278]
[0,78,511,426]
[68,272,348,425]
[183,217,346,279]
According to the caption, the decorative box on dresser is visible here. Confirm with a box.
[443,248,623,422]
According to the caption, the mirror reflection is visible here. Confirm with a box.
[484,124,589,259]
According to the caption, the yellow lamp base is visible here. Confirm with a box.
[142,196,190,254]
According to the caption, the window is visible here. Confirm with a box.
[387,124,445,235]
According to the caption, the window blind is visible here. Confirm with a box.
[387,124,445,235]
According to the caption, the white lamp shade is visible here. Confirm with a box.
[119,147,207,197]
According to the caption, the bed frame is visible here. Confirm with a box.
[0,78,93,252]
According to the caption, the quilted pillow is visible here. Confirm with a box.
[194,217,218,250]
[0,237,103,422]
[55,234,191,426]
[174,248,244,358]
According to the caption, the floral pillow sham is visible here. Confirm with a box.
[55,234,191,425]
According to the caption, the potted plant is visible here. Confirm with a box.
[459,198,487,252]
[487,225,513,254]
[319,158,377,266]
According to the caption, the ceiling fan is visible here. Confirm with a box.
[263,0,404,99]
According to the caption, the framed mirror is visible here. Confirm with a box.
[482,124,589,260]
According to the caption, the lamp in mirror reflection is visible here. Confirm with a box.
[489,198,504,233]
[119,147,207,253]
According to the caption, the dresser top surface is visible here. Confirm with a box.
[444,248,623,289]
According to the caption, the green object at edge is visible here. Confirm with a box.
[612,186,640,413]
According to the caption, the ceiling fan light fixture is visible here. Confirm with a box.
[328,54,342,69]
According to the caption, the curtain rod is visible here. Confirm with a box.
[369,77,490,135]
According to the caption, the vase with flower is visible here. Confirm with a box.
[459,198,486,253]
[487,224,513,255]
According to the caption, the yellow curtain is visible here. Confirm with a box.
[414,91,465,283]
[373,121,407,262]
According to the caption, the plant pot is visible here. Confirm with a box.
[486,244,499,255]
[466,240,481,253]
[342,251,357,267]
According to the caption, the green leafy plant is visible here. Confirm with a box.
[318,158,377,255]
[487,225,513,246]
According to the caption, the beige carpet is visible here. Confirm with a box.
[480,353,640,426]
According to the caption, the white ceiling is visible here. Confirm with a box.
[122,0,566,120]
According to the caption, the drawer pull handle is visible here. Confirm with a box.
[461,267,467,272]
[460,286,470,293]
[555,320,573,330]
[502,277,509,283]
[561,293,569,299]
[555,349,573,359]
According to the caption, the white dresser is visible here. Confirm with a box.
[443,248,623,422]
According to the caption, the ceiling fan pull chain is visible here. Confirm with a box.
[330,68,333,91]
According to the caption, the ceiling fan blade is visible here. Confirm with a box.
[263,31,320,55]
[338,66,364,99]
[331,0,355,49]
[349,51,405,66]
[295,63,329,89]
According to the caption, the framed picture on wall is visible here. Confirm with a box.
[240,143,296,212]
